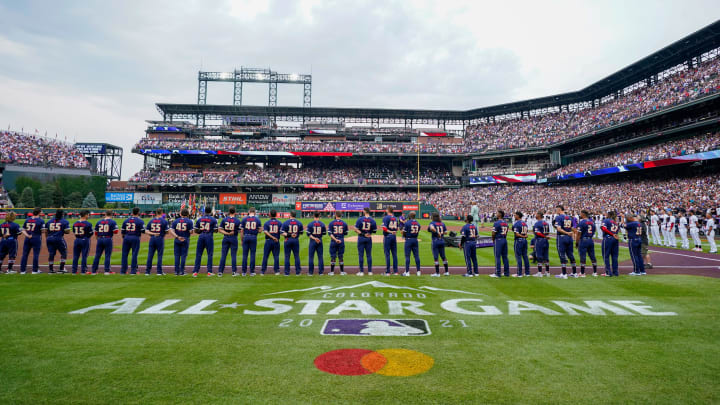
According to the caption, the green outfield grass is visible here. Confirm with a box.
[75,218,633,272]
[0,274,718,404]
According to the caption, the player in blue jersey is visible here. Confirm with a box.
[120,207,145,274]
[382,207,399,275]
[0,212,29,274]
[460,215,479,277]
[353,207,377,276]
[306,212,327,275]
[46,209,71,274]
[282,211,304,275]
[92,210,119,275]
[576,210,598,277]
[512,211,530,277]
[428,213,449,277]
[532,211,551,277]
[601,211,620,277]
[490,210,510,278]
[397,213,407,233]
[218,206,242,276]
[553,205,577,278]
[171,209,194,276]
[402,211,421,276]
[71,210,94,274]
[261,209,283,275]
[240,207,262,276]
[20,208,44,274]
[193,206,218,277]
[328,211,349,275]
[145,208,169,275]
[624,213,646,276]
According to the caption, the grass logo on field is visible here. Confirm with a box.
[321,319,430,336]
[314,348,434,376]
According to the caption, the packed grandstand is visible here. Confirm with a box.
[0,25,719,230]
[118,40,720,224]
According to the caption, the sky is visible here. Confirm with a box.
[0,0,718,179]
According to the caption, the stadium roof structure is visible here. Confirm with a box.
[156,20,720,126]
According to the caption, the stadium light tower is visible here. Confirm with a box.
[197,67,312,108]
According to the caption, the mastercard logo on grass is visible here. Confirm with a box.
[314,348,434,377]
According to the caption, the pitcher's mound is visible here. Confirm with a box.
[345,235,421,243]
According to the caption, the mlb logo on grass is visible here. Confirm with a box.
[322,319,430,336]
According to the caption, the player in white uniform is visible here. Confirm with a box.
[594,215,603,239]
[668,212,677,248]
[660,212,669,246]
[689,210,702,251]
[618,213,628,242]
[677,211,689,249]
[650,210,661,245]
[704,212,717,253]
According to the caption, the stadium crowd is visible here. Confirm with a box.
[464,56,720,151]
[129,165,460,186]
[0,131,89,169]
[298,173,719,219]
[134,139,468,155]
[547,131,720,177]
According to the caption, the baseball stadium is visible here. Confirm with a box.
[1,7,719,404]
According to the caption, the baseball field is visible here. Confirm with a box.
[1,218,719,404]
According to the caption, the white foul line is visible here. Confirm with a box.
[648,250,720,263]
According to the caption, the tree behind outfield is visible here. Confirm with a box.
[82,192,98,208]
[19,187,36,207]
[15,177,42,206]
[7,190,19,207]
[14,175,107,208]
[65,192,83,208]
[38,183,55,207]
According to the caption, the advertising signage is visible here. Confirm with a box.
[218,193,247,205]
[105,192,134,202]
[247,193,271,204]
[296,201,420,212]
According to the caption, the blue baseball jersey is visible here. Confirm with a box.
[171,217,194,238]
[493,220,509,239]
[461,223,478,241]
[602,218,619,238]
[23,217,45,239]
[382,215,399,236]
[94,218,118,238]
[219,216,242,237]
[147,217,169,237]
[0,222,22,239]
[46,218,71,239]
[533,220,550,237]
[554,214,574,234]
[398,215,407,228]
[121,216,145,237]
[625,221,643,239]
[328,219,349,240]
[307,220,327,239]
[195,216,218,234]
[512,220,528,237]
[403,219,421,238]
[263,218,283,239]
[355,216,377,235]
[240,215,262,236]
[578,218,596,238]
[282,219,303,238]
[428,221,447,240]
[72,220,94,239]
